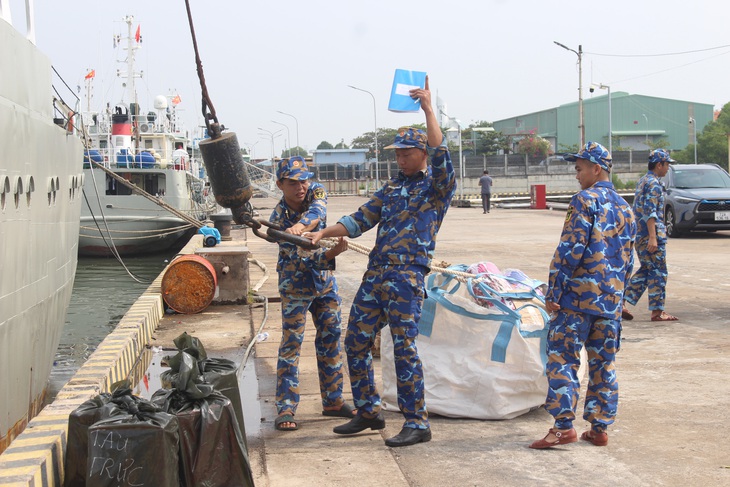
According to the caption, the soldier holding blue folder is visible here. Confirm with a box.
[309,76,457,447]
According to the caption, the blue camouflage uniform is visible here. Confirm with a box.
[624,171,668,311]
[270,173,346,417]
[545,142,636,434]
[337,130,456,430]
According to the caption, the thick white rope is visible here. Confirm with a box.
[313,237,476,282]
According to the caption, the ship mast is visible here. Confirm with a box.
[118,15,143,147]
[84,74,93,113]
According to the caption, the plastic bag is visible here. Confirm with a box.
[152,388,254,487]
[65,391,126,487]
[200,357,247,444]
[86,397,179,487]
[152,350,254,487]
[164,332,246,441]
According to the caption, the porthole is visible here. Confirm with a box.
[25,175,34,208]
[14,176,23,209]
[48,176,56,206]
[1,176,9,211]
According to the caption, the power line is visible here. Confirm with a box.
[608,49,730,85]
[586,44,730,57]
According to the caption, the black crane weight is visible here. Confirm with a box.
[198,132,253,224]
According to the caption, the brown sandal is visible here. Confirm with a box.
[529,428,577,449]
[580,430,608,446]
[651,312,678,322]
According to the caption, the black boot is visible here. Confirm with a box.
[385,427,432,447]
[333,413,386,435]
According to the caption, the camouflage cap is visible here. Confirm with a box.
[276,156,314,181]
[564,141,612,173]
[648,148,675,164]
[384,126,428,150]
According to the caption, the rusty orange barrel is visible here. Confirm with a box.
[161,255,217,314]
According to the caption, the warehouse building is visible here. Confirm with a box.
[492,92,714,153]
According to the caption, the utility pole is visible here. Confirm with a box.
[554,41,584,147]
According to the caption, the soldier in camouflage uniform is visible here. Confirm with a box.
[310,77,456,447]
[530,142,636,449]
[270,156,353,431]
[622,149,679,322]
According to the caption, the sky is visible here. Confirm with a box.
[10,0,730,158]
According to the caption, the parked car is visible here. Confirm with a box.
[661,163,730,237]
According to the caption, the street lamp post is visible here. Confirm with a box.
[258,127,282,166]
[592,83,612,154]
[243,140,261,161]
[458,129,462,198]
[689,117,698,164]
[276,111,299,156]
[441,110,464,199]
[347,85,380,182]
[271,120,291,157]
[554,41,584,147]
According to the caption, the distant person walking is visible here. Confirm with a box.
[478,170,493,213]
[622,149,678,322]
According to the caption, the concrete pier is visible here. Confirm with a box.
[1,195,729,486]
[246,196,730,487]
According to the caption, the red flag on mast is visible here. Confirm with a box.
[84,69,95,80]
[135,25,141,43]
[172,95,182,106]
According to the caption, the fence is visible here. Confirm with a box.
[313,150,644,193]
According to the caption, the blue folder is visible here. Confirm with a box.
[388,69,427,113]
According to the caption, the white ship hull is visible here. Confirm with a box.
[0,11,84,452]
[78,16,215,257]
[79,166,205,256]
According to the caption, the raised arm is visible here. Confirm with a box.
[409,76,441,147]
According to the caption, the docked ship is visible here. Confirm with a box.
[0,2,84,453]
[79,15,216,257]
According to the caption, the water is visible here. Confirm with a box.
[49,255,169,398]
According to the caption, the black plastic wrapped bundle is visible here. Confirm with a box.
[153,350,254,487]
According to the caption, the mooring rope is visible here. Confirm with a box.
[312,236,478,282]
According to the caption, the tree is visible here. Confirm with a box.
[351,127,399,160]
[461,121,510,156]
[317,141,334,150]
[281,147,309,158]
[334,140,349,149]
[647,137,670,151]
[671,101,730,169]
[558,143,580,153]
[516,132,552,159]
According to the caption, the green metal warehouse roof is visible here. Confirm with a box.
[493,92,714,151]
